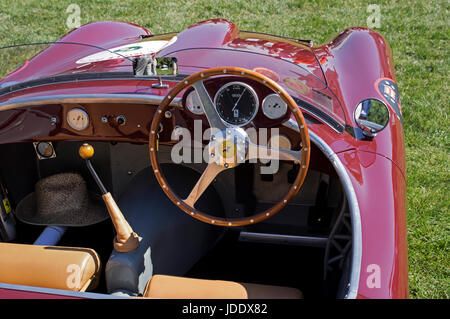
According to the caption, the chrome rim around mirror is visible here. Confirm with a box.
[354,98,389,137]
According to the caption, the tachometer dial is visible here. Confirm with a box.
[214,82,259,126]
[262,94,287,119]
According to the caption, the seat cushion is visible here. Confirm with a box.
[0,243,101,292]
[143,275,303,299]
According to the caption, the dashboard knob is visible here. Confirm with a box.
[116,115,126,126]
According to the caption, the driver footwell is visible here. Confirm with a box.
[186,231,325,298]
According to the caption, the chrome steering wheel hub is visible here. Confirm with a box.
[209,128,249,169]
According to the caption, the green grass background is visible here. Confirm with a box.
[0,0,448,299]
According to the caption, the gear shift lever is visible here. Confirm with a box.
[79,143,139,252]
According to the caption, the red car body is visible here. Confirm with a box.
[0,19,407,299]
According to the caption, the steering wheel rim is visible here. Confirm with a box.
[149,67,310,227]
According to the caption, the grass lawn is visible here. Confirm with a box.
[0,0,448,298]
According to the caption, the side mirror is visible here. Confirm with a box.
[354,98,389,137]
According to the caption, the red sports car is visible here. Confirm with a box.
[0,19,407,299]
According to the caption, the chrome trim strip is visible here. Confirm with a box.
[239,231,328,247]
[291,96,344,133]
[0,73,190,96]
[283,118,362,299]
[0,94,182,111]
[0,282,126,299]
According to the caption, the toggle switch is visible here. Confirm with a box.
[116,115,126,126]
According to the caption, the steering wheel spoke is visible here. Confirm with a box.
[192,81,227,130]
[184,162,226,207]
[247,141,302,163]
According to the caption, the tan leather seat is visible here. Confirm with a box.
[0,243,101,292]
[143,275,303,299]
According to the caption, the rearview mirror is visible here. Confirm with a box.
[354,98,389,137]
[133,56,178,76]
[153,57,178,76]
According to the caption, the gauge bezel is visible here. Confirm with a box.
[66,108,90,131]
[185,89,205,115]
[213,81,259,126]
[262,93,288,120]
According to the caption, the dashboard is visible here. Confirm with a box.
[185,81,288,126]
[0,77,301,152]
[178,77,298,150]
[181,77,292,129]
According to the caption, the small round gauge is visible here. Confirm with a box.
[67,108,89,131]
[262,94,288,119]
[35,142,55,158]
[185,90,204,115]
[214,82,259,126]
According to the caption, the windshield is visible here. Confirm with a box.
[0,42,135,85]
[0,41,346,131]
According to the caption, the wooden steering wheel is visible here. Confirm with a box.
[149,67,310,227]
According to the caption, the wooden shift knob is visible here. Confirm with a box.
[102,192,140,252]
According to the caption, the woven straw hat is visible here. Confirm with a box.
[15,173,108,226]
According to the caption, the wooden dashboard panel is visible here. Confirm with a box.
[0,103,175,144]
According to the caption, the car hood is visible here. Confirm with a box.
[0,19,324,85]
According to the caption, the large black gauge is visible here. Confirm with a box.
[214,82,259,126]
